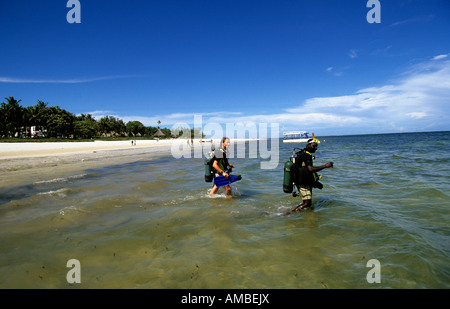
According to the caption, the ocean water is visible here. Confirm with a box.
[0,131,449,288]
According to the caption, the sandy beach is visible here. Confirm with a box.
[0,138,225,175]
[0,138,252,161]
[0,139,178,159]
[0,140,178,186]
[0,138,254,189]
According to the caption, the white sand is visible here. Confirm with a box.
[0,139,178,159]
[0,140,178,175]
[0,138,255,160]
[0,138,236,173]
[0,138,256,173]
[0,138,256,189]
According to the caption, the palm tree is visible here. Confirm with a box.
[74,113,98,138]
[1,96,23,137]
[25,100,48,137]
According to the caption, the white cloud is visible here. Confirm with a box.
[85,110,244,129]
[406,112,427,119]
[349,49,358,59]
[83,57,450,135]
[248,57,449,134]
[325,66,344,77]
[432,54,449,60]
[281,58,450,133]
[390,15,434,28]
[0,75,138,84]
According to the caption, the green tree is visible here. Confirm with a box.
[98,116,126,136]
[126,120,146,136]
[25,100,49,137]
[171,125,191,138]
[45,106,75,138]
[0,96,24,137]
[160,128,171,138]
[145,126,158,137]
[74,113,98,138]
[191,127,205,139]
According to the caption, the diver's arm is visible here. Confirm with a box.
[212,160,229,178]
[307,162,333,173]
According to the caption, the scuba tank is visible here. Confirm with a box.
[204,152,233,182]
[283,160,294,193]
[283,147,324,194]
[204,145,233,183]
[204,151,215,182]
[283,150,299,193]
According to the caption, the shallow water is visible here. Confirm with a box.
[0,132,449,288]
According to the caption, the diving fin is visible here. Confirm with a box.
[213,174,242,187]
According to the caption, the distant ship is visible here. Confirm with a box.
[282,131,311,143]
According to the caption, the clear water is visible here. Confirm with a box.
[0,131,449,288]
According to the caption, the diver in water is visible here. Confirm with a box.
[287,138,333,213]
[209,137,235,198]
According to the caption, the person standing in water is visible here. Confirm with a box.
[210,137,235,198]
[286,138,333,213]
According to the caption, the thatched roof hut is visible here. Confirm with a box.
[153,129,165,137]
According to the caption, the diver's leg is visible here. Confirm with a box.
[210,185,219,195]
[292,199,312,211]
[285,186,312,214]
[224,185,232,198]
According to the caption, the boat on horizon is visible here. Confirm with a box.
[282,131,311,143]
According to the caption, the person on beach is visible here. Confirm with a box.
[209,137,235,198]
[287,138,333,213]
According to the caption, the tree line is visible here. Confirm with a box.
[0,96,176,139]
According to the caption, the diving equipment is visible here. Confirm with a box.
[283,149,300,193]
[214,174,242,187]
[283,146,324,194]
[204,149,233,183]
[204,151,215,182]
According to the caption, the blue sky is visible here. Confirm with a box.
[1,0,450,136]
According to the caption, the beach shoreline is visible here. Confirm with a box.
[0,138,254,175]
[0,140,174,174]
[0,138,258,159]
[0,139,179,159]
[0,138,260,159]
